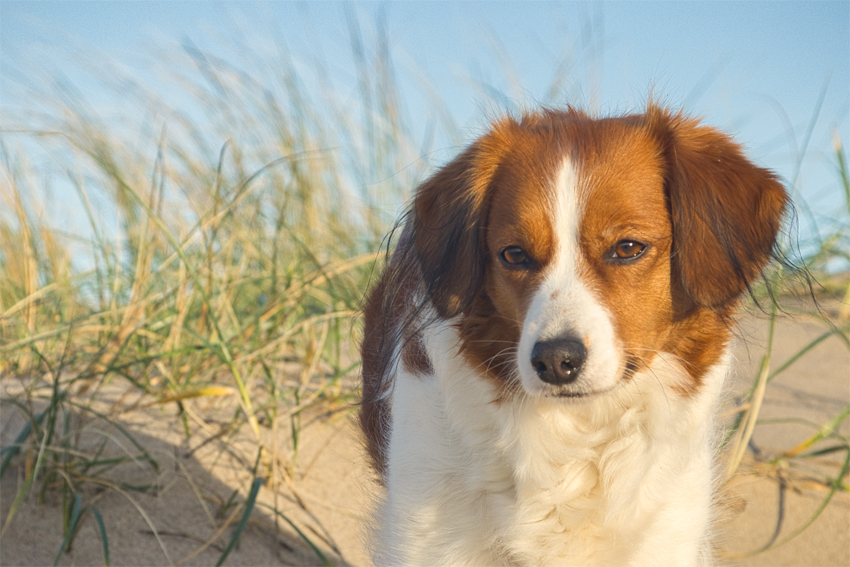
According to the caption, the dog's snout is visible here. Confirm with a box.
[530,338,587,385]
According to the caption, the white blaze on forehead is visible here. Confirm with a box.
[516,157,624,397]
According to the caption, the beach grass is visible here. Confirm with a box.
[1,26,848,566]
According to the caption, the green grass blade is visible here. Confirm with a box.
[0,410,46,478]
[257,502,331,566]
[768,330,844,383]
[53,492,83,566]
[767,446,850,552]
[63,399,159,473]
[785,404,850,457]
[796,444,850,459]
[832,127,849,217]
[1,463,36,536]
[2,408,53,535]
[215,477,263,567]
[91,506,110,567]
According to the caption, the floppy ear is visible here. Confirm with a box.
[648,106,789,308]
[411,125,513,318]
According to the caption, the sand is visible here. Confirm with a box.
[721,307,850,566]
[1,308,847,566]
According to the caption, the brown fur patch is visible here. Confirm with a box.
[359,230,424,481]
[359,270,392,480]
[401,330,434,376]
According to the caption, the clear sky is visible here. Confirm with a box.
[2,1,849,242]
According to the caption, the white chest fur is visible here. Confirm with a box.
[372,322,725,567]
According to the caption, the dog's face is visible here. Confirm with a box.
[410,106,787,400]
[485,124,676,399]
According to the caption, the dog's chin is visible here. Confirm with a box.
[519,372,625,403]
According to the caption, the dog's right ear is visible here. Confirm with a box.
[411,124,514,318]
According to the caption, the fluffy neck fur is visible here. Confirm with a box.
[375,320,726,567]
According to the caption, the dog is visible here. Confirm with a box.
[359,104,787,566]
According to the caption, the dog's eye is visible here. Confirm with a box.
[500,246,531,267]
[611,240,647,261]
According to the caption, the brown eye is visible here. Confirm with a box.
[500,246,531,267]
[613,240,647,260]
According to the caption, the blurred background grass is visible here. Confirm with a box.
[0,7,848,566]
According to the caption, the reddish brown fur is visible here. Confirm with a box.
[569,119,678,381]
[359,104,787,478]
[359,231,427,478]
[458,117,561,384]
[401,331,433,376]
[360,271,392,478]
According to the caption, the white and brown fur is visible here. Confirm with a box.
[360,105,787,566]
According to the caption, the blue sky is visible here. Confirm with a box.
[2,1,849,243]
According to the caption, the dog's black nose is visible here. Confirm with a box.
[531,338,587,385]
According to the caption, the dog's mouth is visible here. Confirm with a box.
[545,384,618,401]
[554,391,589,398]
[542,360,638,401]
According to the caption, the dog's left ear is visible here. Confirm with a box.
[410,121,515,318]
[647,106,789,308]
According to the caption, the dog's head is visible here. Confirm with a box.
[407,105,787,399]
